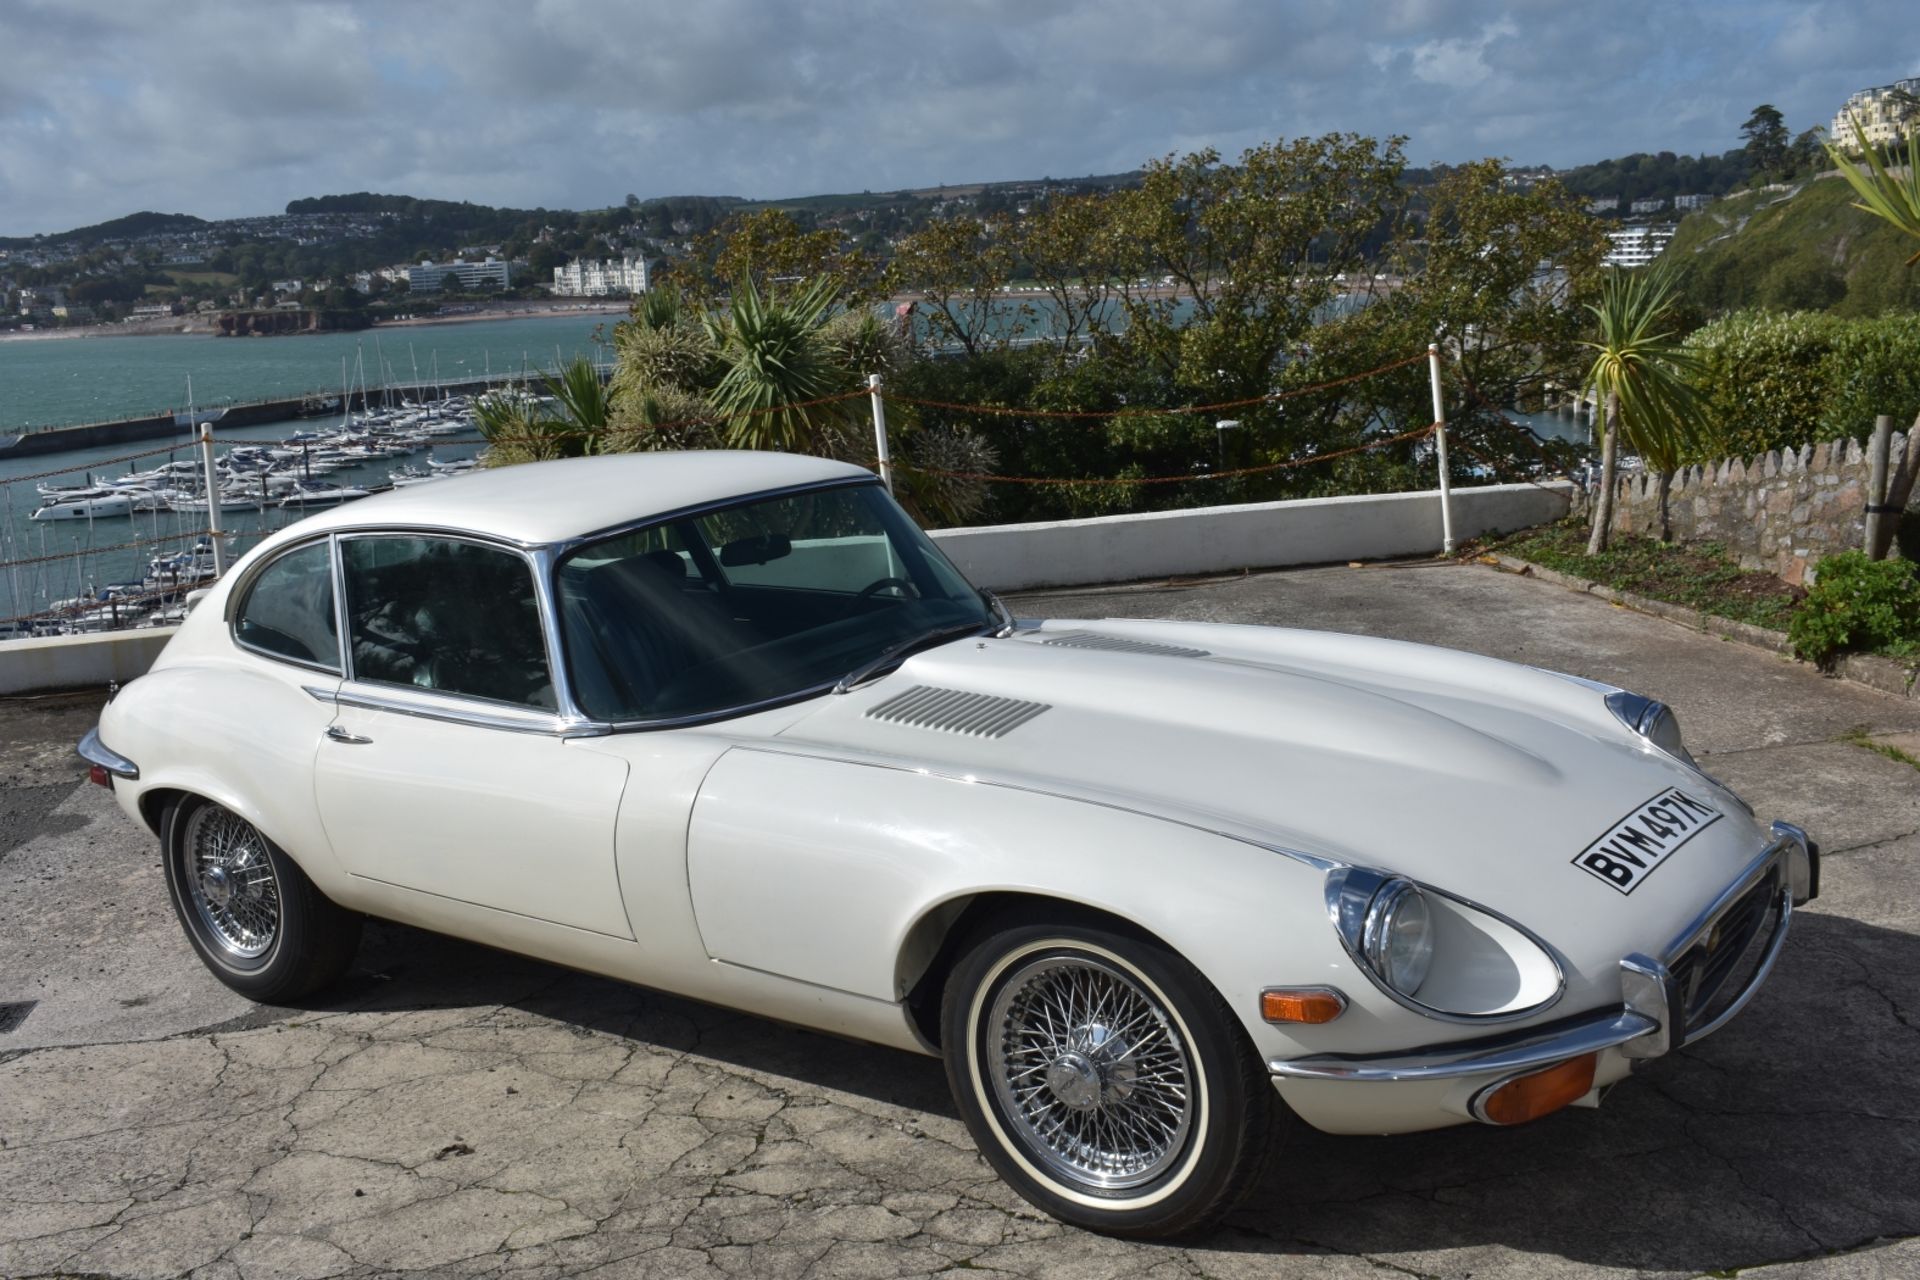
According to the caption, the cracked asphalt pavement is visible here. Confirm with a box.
[2,559,1917,1279]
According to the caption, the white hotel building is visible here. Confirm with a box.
[1603,225,1675,269]
[553,257,650,297]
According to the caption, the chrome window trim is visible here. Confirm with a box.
[333,529,565,716]
[306,682,605,738]
[77,726,139,780]
[224,533,346,676]
[1324,867,1568,1025]
[1268,1007,1657,1083]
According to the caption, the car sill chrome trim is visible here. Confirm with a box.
[77,726,139,780]
[1267,1008,1658,1083]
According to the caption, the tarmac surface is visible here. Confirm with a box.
[2,558,1917,1279]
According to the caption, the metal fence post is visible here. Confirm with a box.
[200,425,226,576]
[1866,414,1893,560]
[1429,342,1456,555]
[868,373,893,494]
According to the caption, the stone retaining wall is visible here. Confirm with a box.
[1609,431,1907,583]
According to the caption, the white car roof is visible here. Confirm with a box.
[284,451,876,546]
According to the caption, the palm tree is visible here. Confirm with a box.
[471,356,611,466]
[701,274,856,453]
[1581,266,1702,552]
[1824,113,1920,266]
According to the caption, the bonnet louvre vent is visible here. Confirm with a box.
[865,685,1050,738]
[1039,631,1209,659]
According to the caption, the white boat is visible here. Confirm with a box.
[168,491,262,514]
[30,486,171,521]
[277,483,370,508]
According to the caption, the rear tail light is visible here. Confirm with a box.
[88,764,112,788]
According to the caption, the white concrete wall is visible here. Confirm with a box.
[931,481,1571,592]
[0,628,179,696]
[0,483,1569,694]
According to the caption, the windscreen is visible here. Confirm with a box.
[555,482,988,722]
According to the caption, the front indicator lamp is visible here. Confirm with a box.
[1473,1053,1597,1126]
[1261,987,1348,1024]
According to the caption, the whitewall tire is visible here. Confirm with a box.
[940,910,1275,1236]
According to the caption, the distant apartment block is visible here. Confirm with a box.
[1831,78,1920,147]
[1587,196,1620,213]
[1603,225,1675,268]
[1672,193,1716,211]
[408,258,514,293]
[552,256,650,296]
[1629,197,1667,214]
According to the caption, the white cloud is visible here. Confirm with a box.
[1408,17,1518,90]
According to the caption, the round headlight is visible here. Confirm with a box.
[1362,879,1434,996]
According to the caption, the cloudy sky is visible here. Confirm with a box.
[2,0,1915,235]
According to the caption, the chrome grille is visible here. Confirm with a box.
[1669,865,1785,1036]
[1038,631,1210,659]
[865,685,1050,738]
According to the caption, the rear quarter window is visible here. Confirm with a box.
[233,541,340,671]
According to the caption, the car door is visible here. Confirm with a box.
[311,532,634,940]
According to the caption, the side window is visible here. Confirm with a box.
[341,536,556,709]
[234,541,339,670]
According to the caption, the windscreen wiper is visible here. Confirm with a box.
[833,621,987,695]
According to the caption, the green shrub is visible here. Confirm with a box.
[1684,310,1842,461]
[1788,551,1920,665]
[1683,311,1920,462]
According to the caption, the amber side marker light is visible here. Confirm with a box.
[1261,987,1348,1024]
[1476,1053,1598,1126]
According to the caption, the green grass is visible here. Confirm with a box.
[1840,725,1920,772]
[1480,519,1802,632]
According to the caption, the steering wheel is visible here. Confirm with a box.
[856,576,919,600]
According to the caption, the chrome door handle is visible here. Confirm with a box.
[325,725,373,745]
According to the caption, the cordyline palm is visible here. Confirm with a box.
[1824,113,1920,266]
[701,274,855,452]
[471,356,610,465]
[1581,266,1702,552]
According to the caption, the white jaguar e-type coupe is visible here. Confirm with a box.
[81,451,1817,1237]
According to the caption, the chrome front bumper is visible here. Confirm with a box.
[1269,822,1817,1085]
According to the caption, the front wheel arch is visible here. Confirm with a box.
[900,892,1224,1052]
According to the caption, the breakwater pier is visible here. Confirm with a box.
[0,372,550,460]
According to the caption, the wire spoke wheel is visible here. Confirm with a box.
[986,953,1196,1192]
[180,805,281,961]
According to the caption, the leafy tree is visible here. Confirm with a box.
[1103,134,1406,397]
[1581,266,1703,549]
[681,209,879,304]
[1009,192,1126,359]
[1741,104,1790,182]
[883,216,1018,357]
